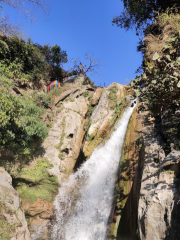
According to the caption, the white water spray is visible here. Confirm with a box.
[51,101,137,240]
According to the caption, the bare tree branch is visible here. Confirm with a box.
[0,0,49,19]
[71,53,101,75]
[0,16,23,37]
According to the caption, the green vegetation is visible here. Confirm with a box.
[84,105,96,138]
[136,135,143,151]
[134,19,180,113]
[0,220,16,240]
[113,0,179,34]
[0,75,48,159]
[136,228,141,240]
[0,35,67,83]
[82,91,89,98]
[32,91,53,109]
[108,85,118,109]
[86,134,95,142]
[115,1,180,152]
[82,76,94,86]
[14,158,59,203]
[0,195,17,240]
[110,99,126,127]
[58,152,65,159]
[131,12,180,151]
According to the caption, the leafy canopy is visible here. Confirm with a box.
[113,0,179,34]
[0,35,68,83]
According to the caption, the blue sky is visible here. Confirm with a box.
[2,0,142,87]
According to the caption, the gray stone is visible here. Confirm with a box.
[0,167,31,240]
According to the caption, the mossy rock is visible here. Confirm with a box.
[13,158,59,203]
[84,98,129,157]
[0,220,17,240]
[108,85,118,109]
[0,189,19,240]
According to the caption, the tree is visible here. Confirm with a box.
[38,44,68,81]
[70,53,101,75]
[112,0,180,34]
[0,16,21,37]
[40,44,68,67]
[0,0,49,19]
[0,35,68,83]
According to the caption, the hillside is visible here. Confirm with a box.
[1,7,180,239]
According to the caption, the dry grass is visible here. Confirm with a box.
[144,11,180,61]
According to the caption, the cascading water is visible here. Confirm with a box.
[51,100,137,240]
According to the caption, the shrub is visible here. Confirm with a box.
[0,75,48,157]
[82,76,94,85]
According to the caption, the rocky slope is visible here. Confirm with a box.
[0,75,135,239]
[1,75,180,240]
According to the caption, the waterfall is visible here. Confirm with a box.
[51,101,137,240]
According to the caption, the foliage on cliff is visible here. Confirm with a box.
[0,35,67,84]
[130,11,180,110]
[129,11,180,151]
[113,0,180,152]
[0,75,48,158]
[113,0,180,34]
[133,28,180,112]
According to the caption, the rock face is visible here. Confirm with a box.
[111,105,180,240]
[0,77,137,240]
[23,80,133,239]
[107,104,144,240]
[83,82,132,157]
[42,84,95,183]
[0,167,31,240]
[91,87,103,106]
[24,83,96,239]
[137,113,180,240]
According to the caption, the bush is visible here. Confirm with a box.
[0,75,48,157]
[134,30,180,112]
[82,76,94,85]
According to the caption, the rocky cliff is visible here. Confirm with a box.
[110,104,180,240]
[0,75,135,239]
[0,167,31,240]
[1,75,180,240]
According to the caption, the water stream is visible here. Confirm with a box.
[51,101,136,240]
